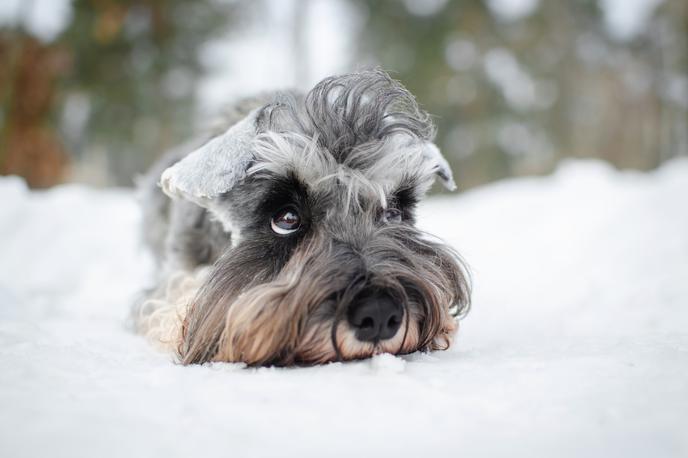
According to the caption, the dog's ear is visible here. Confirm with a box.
[160,108,261,205]
[423,142,457,191]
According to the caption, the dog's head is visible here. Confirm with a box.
[161,70,470,365]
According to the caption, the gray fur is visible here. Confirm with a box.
[263,70,434,159]
[139,96,267,269]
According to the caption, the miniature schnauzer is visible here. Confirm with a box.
[133,70,470,366]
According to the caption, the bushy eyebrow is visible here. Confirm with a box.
[258,172,309,216]
[391,178,419,209]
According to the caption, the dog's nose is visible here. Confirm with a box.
[347,293,403,342]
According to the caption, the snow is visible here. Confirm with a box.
[402,0,450,17]
[0,0,73,43]
[599,0,665,41]
[1,159,688,457]
[196,0,359,116]
[485,0,540,21]
[483,48,538,112]
[484,0,662,40]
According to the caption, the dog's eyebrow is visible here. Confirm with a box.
[391,179,420,209]
[258,172,309,212]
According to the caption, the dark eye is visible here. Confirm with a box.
[383,208,402,223]
[271,208,301,235]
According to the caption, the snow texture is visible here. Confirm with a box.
[0,0,73,43]
[1,159,687,457]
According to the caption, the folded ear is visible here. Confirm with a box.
[160,108,261,206]
[423,142,457,191]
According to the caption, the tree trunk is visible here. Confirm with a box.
[0,33,70,188]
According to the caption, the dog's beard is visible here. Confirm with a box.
[170,225,469,367]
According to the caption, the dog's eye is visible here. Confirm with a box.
[383,208,402,223]
[271,208,301,235]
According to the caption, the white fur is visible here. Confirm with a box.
[160,109,261,205]
[422,142,457,190]
[134,267,210,352]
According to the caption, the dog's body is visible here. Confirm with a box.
[133,70,470,366]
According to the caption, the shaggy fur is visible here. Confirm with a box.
[133,70,470,366]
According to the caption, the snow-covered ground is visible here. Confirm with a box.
[1,159,687,457]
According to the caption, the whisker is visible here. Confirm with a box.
[331,316,343,362]
[398,307,410,355]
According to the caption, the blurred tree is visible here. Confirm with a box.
[0,31,70,187]
[354,0,688,190]
[2,0,685,190]
[60,0,238,185]
[1,0,237,187]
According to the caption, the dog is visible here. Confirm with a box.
[132,70,470,366]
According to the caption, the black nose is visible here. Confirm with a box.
[347,293,403,343]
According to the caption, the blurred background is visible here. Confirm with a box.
[0,0,686,190]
